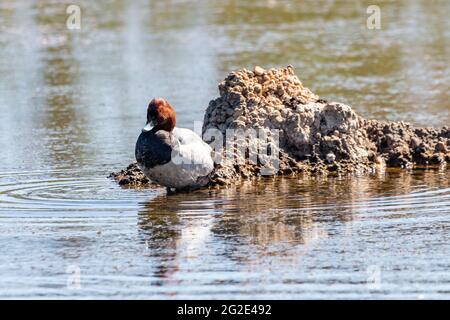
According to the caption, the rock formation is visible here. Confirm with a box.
[111,66,449,187]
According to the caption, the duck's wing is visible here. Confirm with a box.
[170,128,214,176]
[173,144,214,184]
[172,127,210,148]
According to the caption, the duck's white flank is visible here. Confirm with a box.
[140,127,214,189]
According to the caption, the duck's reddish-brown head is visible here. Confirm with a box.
[143,98,176,133]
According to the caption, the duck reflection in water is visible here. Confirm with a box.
[136,178,348,283]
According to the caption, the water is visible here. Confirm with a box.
[0,0,449,299]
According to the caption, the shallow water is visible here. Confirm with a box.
[0,0,449,299]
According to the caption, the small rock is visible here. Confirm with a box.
[435,141,447,153]
[409,137,421,149]
[254,66,265,76]
[274,115,284,124]
[326,153,336,163]
[118,178,130,185]
[232,120,245,128]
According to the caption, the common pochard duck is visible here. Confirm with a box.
[135,98,214,191]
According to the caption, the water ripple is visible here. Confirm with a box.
[0,169,157,212]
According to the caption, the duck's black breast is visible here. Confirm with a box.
[135,130,177,169]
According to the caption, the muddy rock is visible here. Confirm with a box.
[366,121,450,166]
[109,162,155,187]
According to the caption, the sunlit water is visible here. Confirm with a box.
[0,0,449,299]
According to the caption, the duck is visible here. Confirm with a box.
[135,98,214,191]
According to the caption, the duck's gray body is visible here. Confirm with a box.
[135,127,214,190]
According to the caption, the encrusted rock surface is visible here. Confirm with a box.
[366,121,450,167]
[109,162,154,187]
[111,66,449,187]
